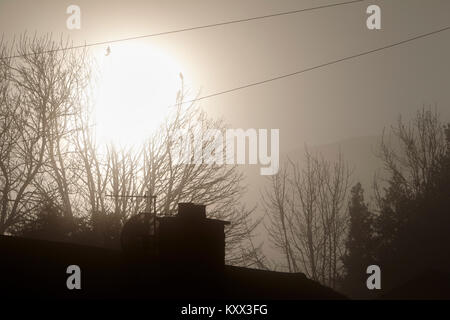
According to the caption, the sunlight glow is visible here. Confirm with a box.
[93,43,184,147]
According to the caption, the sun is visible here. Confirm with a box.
[93,43,184,148]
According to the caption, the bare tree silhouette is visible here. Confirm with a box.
[263,149,351,288]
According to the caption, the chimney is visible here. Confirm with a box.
[177,203,206,220]
[158,203,230,274]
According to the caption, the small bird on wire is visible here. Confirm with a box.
[105,46,111,56]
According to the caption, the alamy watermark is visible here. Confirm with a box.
[66,5,81,30]
[366,4,381,30]
[171,128,279,176]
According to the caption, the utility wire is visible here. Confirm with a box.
[1,0,363,60]
[175,26,450,106]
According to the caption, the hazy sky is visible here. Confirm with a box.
[1,0,450,152]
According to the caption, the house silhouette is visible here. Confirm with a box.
[0,202,345,299]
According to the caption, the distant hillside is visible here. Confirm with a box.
[286,135,383,199]
[241,135,384,213]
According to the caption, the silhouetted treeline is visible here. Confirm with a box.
[341,109,450,298]
[263,108,450,297]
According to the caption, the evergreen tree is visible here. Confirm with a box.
[341,182,375,298]
[18,201,74,242]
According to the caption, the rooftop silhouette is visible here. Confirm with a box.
[0,202,344,299]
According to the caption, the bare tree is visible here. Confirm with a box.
[0,34,92,234]
[263,148,351,288]
[376,108,448,198]
[0,37,48,233]
[262,164,296,272]
[316,151,350,288]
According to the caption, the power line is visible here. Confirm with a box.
[1,0,363,60]
[175,26,450,106]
